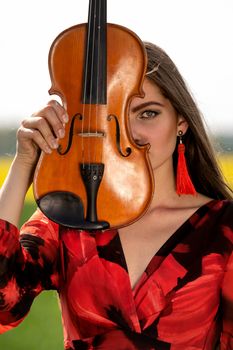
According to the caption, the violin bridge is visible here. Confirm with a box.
[78,132,105,138]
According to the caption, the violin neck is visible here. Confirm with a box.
[82,0,107,105]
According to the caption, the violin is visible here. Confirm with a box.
[33,0,154,230]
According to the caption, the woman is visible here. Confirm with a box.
[0,42,232,349]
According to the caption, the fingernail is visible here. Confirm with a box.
[51,140,59,149]
[62,114,69,123]
[45,146,52,154]
[58,129,65,138]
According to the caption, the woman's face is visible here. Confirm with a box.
[129,78,187,172]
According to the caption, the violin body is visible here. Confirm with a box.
[33,19,154,230]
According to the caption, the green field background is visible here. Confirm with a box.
[0,155,232,349]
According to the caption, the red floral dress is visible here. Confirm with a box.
[0,199,233,349]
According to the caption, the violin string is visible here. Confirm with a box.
[81,0,93,168]
[88,0,97,168]
[95,0,102,164]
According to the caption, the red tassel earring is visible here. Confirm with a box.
[176,130,196,195]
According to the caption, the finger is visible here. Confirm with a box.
[47,100,69,124]
[32,100,68,139]
[18,126,53,154]
[22,117,59,150]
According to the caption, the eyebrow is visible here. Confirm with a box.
[130,101,165,113]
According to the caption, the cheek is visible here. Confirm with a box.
[147,127,178,170]
[150,123,177,151]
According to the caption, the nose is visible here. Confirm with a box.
[129,117,147,146]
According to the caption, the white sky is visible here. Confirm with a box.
[0,0,232,135]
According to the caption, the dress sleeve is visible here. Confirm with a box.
[220,200,233,349]
[221,251,233,349]
[0,209,60,334]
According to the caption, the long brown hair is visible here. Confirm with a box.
[144,41,232,199]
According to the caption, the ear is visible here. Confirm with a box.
[177,115,189,135]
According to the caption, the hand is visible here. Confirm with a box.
[16,100,68,168]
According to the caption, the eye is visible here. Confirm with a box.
[139,110,160,119]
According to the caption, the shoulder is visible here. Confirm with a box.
[184,199,233,249]
[199,199,233,230]
[208,199,233,249]
[209,199,233,222]
[20,208,59,240]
